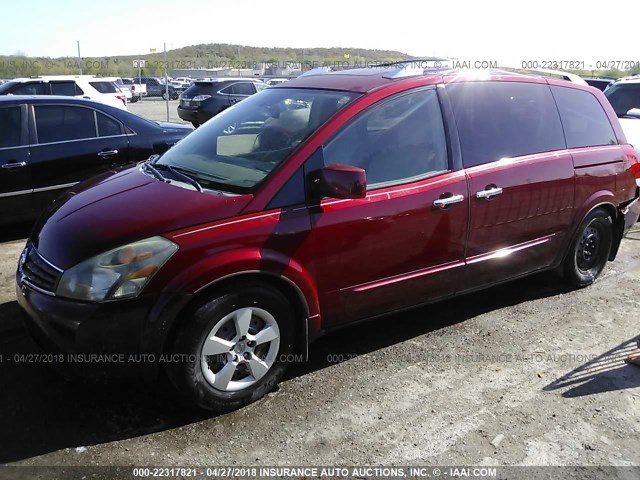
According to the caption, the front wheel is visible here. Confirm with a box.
[563,208,613,287]
[166,284,295,412]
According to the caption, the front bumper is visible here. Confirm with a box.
[16,269,192,382]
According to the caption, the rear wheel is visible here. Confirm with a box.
[166,284,295,412]
[563,208,613,287]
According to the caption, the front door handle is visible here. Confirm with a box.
[97,150,119,158]
[476,186,503,199]
[433,194,465,209]
[1,161,27,169]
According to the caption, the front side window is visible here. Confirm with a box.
[0,107,22,148]
[35,105,96,143]
[157,88,360,192]
[323,88,449,188]
[11,82,48,95]
[447,81,566,168]
[552,86,617,148]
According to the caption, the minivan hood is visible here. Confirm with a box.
[32,166,252,269]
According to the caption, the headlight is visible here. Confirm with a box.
[56,237,178,302]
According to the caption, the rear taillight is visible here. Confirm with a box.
[131,85,135,92]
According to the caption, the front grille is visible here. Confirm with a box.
[21,246,62,294]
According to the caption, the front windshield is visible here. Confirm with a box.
[157,88,360,192]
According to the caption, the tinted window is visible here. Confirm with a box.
[35,106,96,143]
[11,82,48,95]
[552,86,617,148]
[90,81,118,93]
[229,83,255,95]
[0,107,22,148]
[51,81,77,96]
[323,88,448,187]
[97,112,122,136]
[447,82,566,167]
[605,83,640,117]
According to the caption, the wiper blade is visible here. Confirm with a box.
[155,164,203,192]
[142,161,167,182]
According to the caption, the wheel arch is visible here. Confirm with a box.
[161,271,316,362]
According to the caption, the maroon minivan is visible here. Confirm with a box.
[16,64,640,411]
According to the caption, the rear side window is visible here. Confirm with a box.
[35,105,97,143]
[51,81,79,96]
[97,112,122,136]
[0,107,22,148]
[323,88,449,187]
[89,81,118,94]
[551,86,617,148]
[11,82,49,95]
[447,82,566,168]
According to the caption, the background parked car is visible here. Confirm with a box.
[104,77,132,103]
[121,78,147,102]
[604,76,640,117]
[177,78,268,127]
[0,75,128,110]
[0,96,192,224]
[584,77,614,91]
[136,76,185,100]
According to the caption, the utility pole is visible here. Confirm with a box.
[77,40,82,74]
[164,42,169,121]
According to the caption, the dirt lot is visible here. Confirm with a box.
[0,223,639,472]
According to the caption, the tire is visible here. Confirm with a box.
[563,208,613,287]
[171,92,179,100]
[129,97,139,103]
[161,92,168,100]
[166,284,295,412]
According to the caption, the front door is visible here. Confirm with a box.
[29,104,129,212]
[0,104,33,223]
[306,87,469,325]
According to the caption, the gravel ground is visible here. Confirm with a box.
[1,225,640,472]
[127,98,189,125]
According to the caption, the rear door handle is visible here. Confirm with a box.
[476,186,503,199]
[1,161,27,169]
[433,194,465,209]
[97,150,119,158]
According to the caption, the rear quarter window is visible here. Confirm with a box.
[447,81,566,168]
[89,82,118,94]
[551,86,617,148]
[0,107,22,148]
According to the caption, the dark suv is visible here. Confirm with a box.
[605,76,640,117]
[16,65,640,413]
[136,76,184,100]
[177,78,267,127]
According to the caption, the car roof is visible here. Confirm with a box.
[281,65,585,94]
[0,95,121,107]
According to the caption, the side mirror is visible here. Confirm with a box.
[307,164,367,201]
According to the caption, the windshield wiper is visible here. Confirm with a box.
[142,161,168,182]
[154,164,203,192]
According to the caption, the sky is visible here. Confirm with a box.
[2,0,639,68]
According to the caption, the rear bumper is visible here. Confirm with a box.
[622,195,640,232]
[177,107,213,124]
